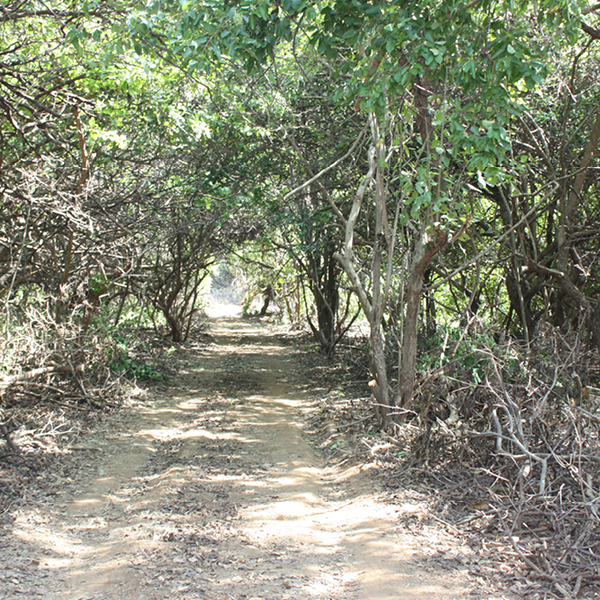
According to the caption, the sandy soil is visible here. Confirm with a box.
[1,306,480,600]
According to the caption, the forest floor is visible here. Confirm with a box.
[0,305,521,600]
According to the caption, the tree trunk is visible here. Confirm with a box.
[259,285,272,316]
[370,115,392,423]
[555,105,600,348]
[333,113,393,425]
[398,228,447,408]
[396,74,448,409]
[308,243,339,355]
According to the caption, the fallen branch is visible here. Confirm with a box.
[0,363,85,389]
[0,365,59,388]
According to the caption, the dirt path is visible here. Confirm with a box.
[2,309,476,600]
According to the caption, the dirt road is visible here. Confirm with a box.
[1,309,475,600]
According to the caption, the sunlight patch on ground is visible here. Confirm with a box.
[251,499,321,519]
[14,523,87,559]
[311,496,399,529]
[205,472,256,482]
[246,394,304,408]
[177,398,210,409]
[134,427,182,442]
[304,569,359,597]
[41,557,74,569]
[180,427,240,441]
[70,497,104,509]
[134,425,242,442]
[267,475,306,486]
[205,301,241,319]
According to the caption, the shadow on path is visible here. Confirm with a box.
[2,304,473,600]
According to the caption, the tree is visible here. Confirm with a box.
[270,52,364,354]
[4,0,599,416]
[126,0,589,416]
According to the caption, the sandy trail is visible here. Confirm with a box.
[2,307,472,600]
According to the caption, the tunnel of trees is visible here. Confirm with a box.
[2,0,600,592]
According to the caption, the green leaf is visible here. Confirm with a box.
[256,2,269,20]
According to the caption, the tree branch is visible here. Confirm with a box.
[283,123,368,202]
[581,21,600,39]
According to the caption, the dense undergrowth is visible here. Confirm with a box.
[0,307,177,459]
[305,321,600,599]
